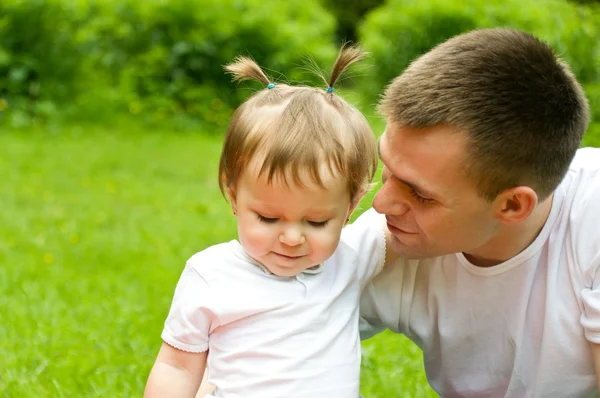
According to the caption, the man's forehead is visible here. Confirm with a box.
[381,122,468,161]
[379,123,471,199]
[378,133,434,197]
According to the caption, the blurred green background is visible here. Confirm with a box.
[1,0,599,396]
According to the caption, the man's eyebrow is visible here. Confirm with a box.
[399,178,436,199]
[378,136,436,199]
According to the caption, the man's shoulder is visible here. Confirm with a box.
[339,209,386,260]
[561,148,600,212]
[569,147,600,173]
[565,147,600,205]
[561,148,600,277]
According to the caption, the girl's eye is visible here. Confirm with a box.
[409,189,435,205]
[308,220,329,228]
[257,214,278,223]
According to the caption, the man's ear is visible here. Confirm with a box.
[492,186,538,225]
[227,186,237,215]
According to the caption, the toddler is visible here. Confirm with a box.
[144,44,397,398]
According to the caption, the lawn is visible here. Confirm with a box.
[5,118,597,397]
[0,121,435,397]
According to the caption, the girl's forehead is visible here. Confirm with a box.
[239,161,350,204]
[241,174,351,217]
[245,156,348,191]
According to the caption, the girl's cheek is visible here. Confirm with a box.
[315,228,342,249]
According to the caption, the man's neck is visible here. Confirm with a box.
[464,194,554,267]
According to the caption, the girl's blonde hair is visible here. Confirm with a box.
[219,44,377,202]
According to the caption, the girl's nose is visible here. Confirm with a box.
[279,225,305,246]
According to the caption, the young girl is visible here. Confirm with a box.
[144,44,397,398]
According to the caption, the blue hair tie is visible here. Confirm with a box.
[267,83,275,89]
[326,87,334,93]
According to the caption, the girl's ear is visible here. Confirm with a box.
[346,187,368,224]
[227,186,237,216]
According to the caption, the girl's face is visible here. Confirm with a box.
[229,163,354,277]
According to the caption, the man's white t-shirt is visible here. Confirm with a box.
[360,148,600,397]
[162,209,386,398]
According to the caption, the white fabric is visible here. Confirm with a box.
[162,208,386,398]
[360,148,600,397]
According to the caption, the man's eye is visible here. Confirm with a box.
[257,214,278,223]
[409,189,434,205]
[308,220,329,228]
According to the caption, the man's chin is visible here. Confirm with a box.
[390,236,432,259]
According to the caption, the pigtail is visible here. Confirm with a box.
[224,56,272,87]
[322,43,368,92]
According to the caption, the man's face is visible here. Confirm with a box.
[373,122,500,259]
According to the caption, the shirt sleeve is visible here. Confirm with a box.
[161,262,217,353]
[359,257,410,340]
[340,208,387,285]
[573,160,600,343]
[580,252,600,344]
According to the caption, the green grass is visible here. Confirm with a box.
[0,122,434,397]
[4,117,599,397]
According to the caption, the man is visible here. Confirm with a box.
[360,28,600,396]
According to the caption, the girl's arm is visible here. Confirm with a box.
[196,369,216,398]
[591,343,600,393]
[144,342,207,398]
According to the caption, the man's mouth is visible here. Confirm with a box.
[386,221,417,235]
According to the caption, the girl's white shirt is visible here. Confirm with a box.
[162,208,386,398]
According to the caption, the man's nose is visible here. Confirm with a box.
[279,224,305,246]
[373,178,410,216]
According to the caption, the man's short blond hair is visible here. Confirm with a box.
[379,28,589,201]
